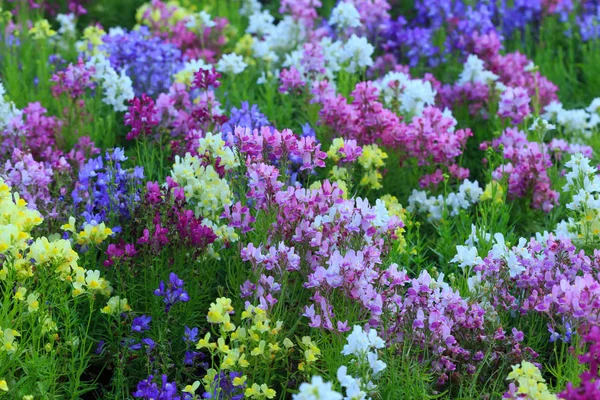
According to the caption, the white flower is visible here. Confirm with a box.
[512,237,531,259]
[467,271,483,293]
[56,13,76,36]
[491,233,508,260]
[450,245,483,269]
[0,81,20,130]
[341,325,384,356]
[542,101,564,121]
[367,352,387,376]
[556,108,590,135]
[293,376,343,400]
[529,117,556,133]
[86,54,134,112]
[247,10,275,36]
[506,250,525,278]
[252,40,280,64]
[329,2,362,30]
[587,98,600,114]
[240,0,262,16]
[198,11,216,28]
[216,53,247,75]
[337,366,367,400]
[101,69,135,112]
[442,107,458,132]
[465,224,491,246]
[524,61,537,72]
[374,71,436,117]
[458,179,483,203]
[458,55,498,85]
[339,35,374,74]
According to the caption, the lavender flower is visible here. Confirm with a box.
[100,27,182,97]
[71,148,144,224]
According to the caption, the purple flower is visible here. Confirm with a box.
[183,326,198,343]
[100,27,182,97]
[498,86,532,124]
[154,273,190,312]
[132,315,152,333]
[133,374,180,400]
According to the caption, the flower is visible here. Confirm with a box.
[245,383,276,399]
[498,86,532,124]
[131,315,152,333]
[293,376,343,400]
[329,2,362,30]
[450,245,483,269]
[101,296,131,315]
[217,53,248,75]
[154,273,190,312]
[26,293,39,313]
[339,34,374,73]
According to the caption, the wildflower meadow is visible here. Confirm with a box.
[3,0,600,398]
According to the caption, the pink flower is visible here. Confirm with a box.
[498,86,531,124]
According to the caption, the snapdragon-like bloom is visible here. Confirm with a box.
[329,2,362,31]
[101,27,182,96]
[86,54,134,112]
[216,53,247,75]
[293,376,342,400]
[124,94,159,140]
[154,272,190,312]
[339,34,374,73]
[498,86,531,124]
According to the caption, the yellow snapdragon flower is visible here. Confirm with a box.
[29,19,56,39]
[481,181,504,203]
[101,296,131,315]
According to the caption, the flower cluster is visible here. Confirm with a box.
[504,361,557,400]
[100,27,182,97]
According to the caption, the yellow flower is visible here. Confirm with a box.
[217,337,230,353]
[263,386,276,399]
[283,338,294,349]
[234,34,254,58]
[203,368,218,387]
[244,383,274,399]
[268,342,281,353]
[381,194,407,220]
[233,375,247,386]
[238,354,249,368]
[14,287,27,301]
[480,181,504,203]
[182,381,200,394]
[1,328,19,353]
[26,293,39,312]
[0,379,7,391]
[78,26,106,54]
[101,296,131,315]
[61,216,77,233]
[330,166,349,181]
[207,297,234,324]
[251,340,266,357]
[231,326,247,341]
[196,332,211,349]
[29,19,56,39]
[245,383,261,398]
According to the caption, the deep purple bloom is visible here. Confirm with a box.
[132,315,152,333]
[154,273,190,312]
